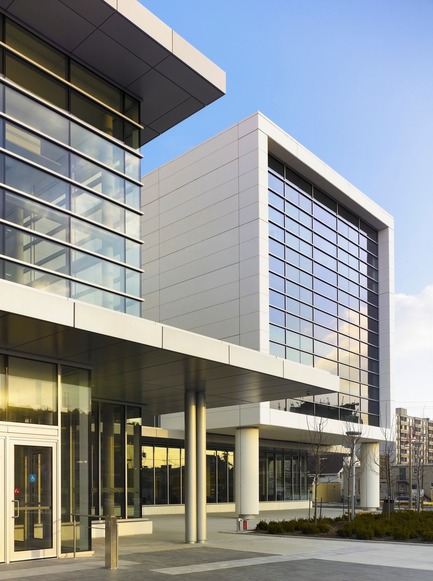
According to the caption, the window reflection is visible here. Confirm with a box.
[5,53,67,109]
[71,218,125,262]
[5,86,68,142]
[259,449,308,501]
[72,188,123,231]
[5,191,69,242]
[7,357,57,424]
[168,448,182,504]
[126,408,142,518]
[71,154,124,204]
[71,123,124,172]
[5,156,69,207]
[61,366,91,553]
[6,122,69,176]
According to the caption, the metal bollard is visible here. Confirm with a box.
[105,516,118,570]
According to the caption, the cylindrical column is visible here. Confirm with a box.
[360,442,380,510]
[235,427,259,517]
[196,391,206,543]
[184,390,197,543]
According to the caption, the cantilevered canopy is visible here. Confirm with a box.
[0,0,226,145]
[0,282,339,415]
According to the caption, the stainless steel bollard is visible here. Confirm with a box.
[105,516,118,570]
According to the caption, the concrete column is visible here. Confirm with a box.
[360,442,380,510]
[196,391,206,543]
[184,390,196,543]
[235,427,259,517]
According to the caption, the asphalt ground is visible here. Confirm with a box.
[2,509,433,580]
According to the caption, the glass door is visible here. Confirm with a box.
[0,437,4,563]
[9,441,57,561]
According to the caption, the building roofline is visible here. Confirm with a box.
[0,0,226,146]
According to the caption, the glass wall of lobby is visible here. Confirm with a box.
[1,355,312,555]
[0,354,91,556]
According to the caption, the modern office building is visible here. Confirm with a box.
[142,112,394,513]
[0,0,346,564]
[0,0,394,566]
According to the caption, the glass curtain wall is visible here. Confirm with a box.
[6,356,57,424]
[259,449,308,501]
[90,401,144,520]
[0,15,143,316]
[141,441,234,506]
[0,354,91,553]
[268,155,380,426]
[60,366,91,553]
[126,408,142,518]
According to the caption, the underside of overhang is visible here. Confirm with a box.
[0,310,333,415]
[0,280,340,415]
[206,423,384,447]
[0,0,226,146]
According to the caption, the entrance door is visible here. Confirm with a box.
[0,437,4,563]
[8,440,57,561]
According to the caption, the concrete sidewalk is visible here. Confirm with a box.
[2,510,433,580]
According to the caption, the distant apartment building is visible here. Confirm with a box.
[396,408,433,465]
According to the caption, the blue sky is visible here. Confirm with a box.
[140,1,433,413]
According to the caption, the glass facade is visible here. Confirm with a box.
[0,354,57,424]
[60,366,91,554]
[0,16,143,316]
[259,449,308,501]
[268,155,380,426]
[141,440,234,505]
[0,353,91,553]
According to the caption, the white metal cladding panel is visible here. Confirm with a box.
[378,226,395,428]
[161,301,241,339]
[157,126,239,181]
[159,264,240,303]
[141,125,244,339]
[158,157,239,207]
[181,317,241,343]
[159,281,240,321]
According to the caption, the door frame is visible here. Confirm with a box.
[5,435,58,563]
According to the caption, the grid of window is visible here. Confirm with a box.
[141,440,234,505]
[0,55,143,314]
[259,449,308,501]
[268,156,380,426]
[1,17,141,147]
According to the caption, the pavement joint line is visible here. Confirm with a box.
[0,559,139,579]
[150,547,371,576]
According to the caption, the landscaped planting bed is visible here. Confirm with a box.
[255,511,433,542]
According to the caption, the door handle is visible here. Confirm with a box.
[12,499,19,519]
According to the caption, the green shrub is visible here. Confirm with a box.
[421,529,433,542]
[255,511,433,542]
[256,520,268,531]
[267,521,285,535]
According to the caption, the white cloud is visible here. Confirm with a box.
[394,285,433,416]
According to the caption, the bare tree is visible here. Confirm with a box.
[379,422,396,505]
[413,432,427,513]
[307,415,328,523]
[342,423,362,520]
